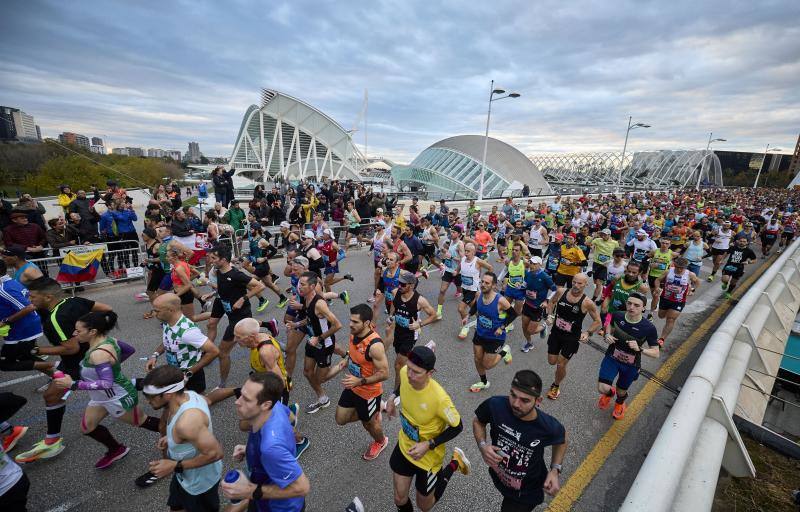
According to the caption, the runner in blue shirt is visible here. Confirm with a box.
[0,260,47,375]
[222,372,309,511]
[520,257,557,353]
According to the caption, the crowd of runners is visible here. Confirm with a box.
[1,181,799,511]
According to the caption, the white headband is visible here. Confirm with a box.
[143,380,184,395]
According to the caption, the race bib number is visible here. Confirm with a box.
[400,413,420,442]
[555,317,573,332]
[597,254,610,263]
[385,290,394,302]
[221,300,232,313]
[444,258,456,270]
[395,315,410,329]
[347,360,362,378]
[724,265,738,273]
[461,275,474,287]
[655,261,668,271]
[612,347,636,365]
[478,315,494,330]
[509,275,523,287]
[166,352,179,367]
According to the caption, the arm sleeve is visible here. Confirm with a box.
[76,362,115,391]
[117,340,135,362]
[431,420,463,448]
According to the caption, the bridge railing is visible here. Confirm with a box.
[620,235,800,512]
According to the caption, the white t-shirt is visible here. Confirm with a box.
[712,228,733,250]
[0,450,22,496]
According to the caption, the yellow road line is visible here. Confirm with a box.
[546,261,773,512]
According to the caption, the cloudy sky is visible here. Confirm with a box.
[2,0,798,163]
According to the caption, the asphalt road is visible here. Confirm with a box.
[1,247,765,512]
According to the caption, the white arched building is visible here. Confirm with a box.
[228,89,368,189]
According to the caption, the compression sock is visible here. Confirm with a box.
[616,394,628,404]
[397,498,414,512]
[85,425,121,451]
[139,416,161,432]
[433,459,459,501]
[45,403,66,442]
[480,374,488,385]
[0,421,11,434]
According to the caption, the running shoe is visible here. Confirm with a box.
[289,403,300,429]
[724,292,732,300]
[455,291,462,298]
[262,318,279,338]
[505,323,514,332]
[277,297,289,308]
[521,342,533,353]
[452,447,471,475]
[539,323,548,339]
[345,497,365,512]
[612,402,627,420]
[546,384,560,400]
[425,340,437,352]
[344,274,355,282]
[256,298,269,312]
[34,380,51,394]
[15,438,65,463]
[777,248,783,254]
[95,445,130,469]
[367,296,376,304]
[362,436,389,460]
[134,292,149,302]
[295,437,310,459]
[135,470,160,488]
[469,381,490,393]
[458,325,469,340]
[340,290,350,305]
[436,304,443,320]
[501,345,512,364]
[598,387,616,410]
[286,377,293,391]
[272,274,281,284]
[721,282,728,291]
[2,426,28,452]
[707,275,715,282]
[305,398,330,414]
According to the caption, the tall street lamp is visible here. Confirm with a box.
[753,144,782,189]
[697,132,726,190]
[479,80,520,200]
[617,116,650,193]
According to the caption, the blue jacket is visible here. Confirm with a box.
[99,211,116,237]
[109,209,137,234]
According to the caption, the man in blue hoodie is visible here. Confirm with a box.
[109,199,139,270]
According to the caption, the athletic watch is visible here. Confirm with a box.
[174,460,184,473]
[251,484,264,501]
[360,377,367,386]
[551,463,562,474]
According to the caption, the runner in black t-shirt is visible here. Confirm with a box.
[21,278,112,463]
[205,245,265,388]
[473,370,567,512]
[720,237,757,298]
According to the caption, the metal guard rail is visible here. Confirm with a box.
[621,235,800,512]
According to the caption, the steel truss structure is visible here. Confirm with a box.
[229,89,368,184]
[529,150,724,189]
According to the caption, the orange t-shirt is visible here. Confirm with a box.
[347,331,383,400]
[171,260,190,287]
[474,231,493,254]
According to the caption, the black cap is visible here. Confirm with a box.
[408,346,436,371]
[1,246,27,258]
[511,370,542,397]
[398,270,417,285]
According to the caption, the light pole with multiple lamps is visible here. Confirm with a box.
[478,80,520,200]
[697,132,726,190]
[616,116,650,193]
[753,144,782,189]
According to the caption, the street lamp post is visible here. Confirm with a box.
[753,144,782,189]
[697,132,726,190]
[478,80,520,200]
[616,116,650,193]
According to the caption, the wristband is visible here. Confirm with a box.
[478,440,488,449]
[150,352,160,359]
[551,463,562,473]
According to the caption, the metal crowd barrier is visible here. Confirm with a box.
[620,235,800,512]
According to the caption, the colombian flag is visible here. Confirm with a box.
[57,249,104,283]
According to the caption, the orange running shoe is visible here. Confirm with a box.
[362,436,389,461]
[546,384,560,400]
[597,387,616,410]
[612,402,627,420]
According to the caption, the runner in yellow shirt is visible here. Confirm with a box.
[554,234,586,290]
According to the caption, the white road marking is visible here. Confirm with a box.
[0,373,45,388]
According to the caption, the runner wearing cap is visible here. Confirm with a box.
[501,242,527,336]
[335,304,390,460]
[652,257,700,346]
[720,237,757,299]
[437,227,465,319]
[554,234,586,291]
[458,243,494,340]
[586,228,619,305]
[544,273,601,400]
[707,220,734,281]
[387,271,439,391]
[299,230,325,279]
[520,256,557,353]
[597,292,659,420]
[318,227,354,292]
[473,369,567,511]
[385,346,471,512]
[469,272,516,392]
[626,229,656,276]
